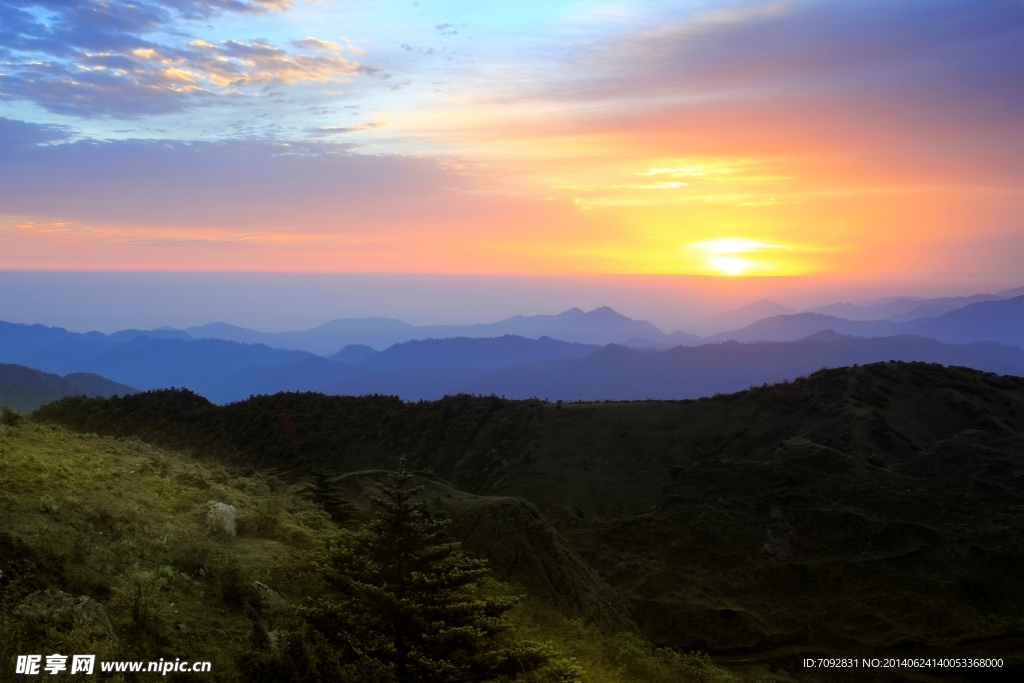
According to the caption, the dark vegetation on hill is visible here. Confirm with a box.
[33,361,1024,680]
[0,362,137,412]
[35,391,545,494]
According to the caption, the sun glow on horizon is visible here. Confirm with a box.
[693,238,784,255]
[709,255,751,275]
[689,238,792,276]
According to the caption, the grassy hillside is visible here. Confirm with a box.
[26,360,1024,680]
[0,362,136,413]
[0,421,745,683]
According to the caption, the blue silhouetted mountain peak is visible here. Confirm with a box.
[799,329,858,341]
[330,344,381,364]
[583,306,620,318]
[363,335,598,371]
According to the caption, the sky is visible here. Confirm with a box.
[0,0,1022,329]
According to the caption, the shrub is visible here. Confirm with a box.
[219,561,257,610]
[169,531,219,577]
[113,569,165,634]
[1,406,24,427]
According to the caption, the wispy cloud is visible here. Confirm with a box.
[311,122,389,135]
[0,116,74,146]
[0,0,359,117]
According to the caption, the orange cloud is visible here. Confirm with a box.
[188,38,359,87]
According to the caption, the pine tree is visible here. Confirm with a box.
[305,470,357,523]
[305,459,560,683]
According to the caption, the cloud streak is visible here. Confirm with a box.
[0,0,357,116]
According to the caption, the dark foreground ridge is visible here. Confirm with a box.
[33,361,1024,679]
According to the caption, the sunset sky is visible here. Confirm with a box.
[1,0,1022,328]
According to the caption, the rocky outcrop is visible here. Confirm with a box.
[252,581,286,612]
[16,589,118,643]
[206,501,238,536]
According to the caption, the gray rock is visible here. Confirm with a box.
[16,589,118,643]
[206,501,238,536]
[252,581,286,612]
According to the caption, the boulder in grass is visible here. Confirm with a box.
[206,501,238,536]
[252,581,286,612]
[16,589,118,643]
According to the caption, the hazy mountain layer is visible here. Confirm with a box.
[207,335,598,403]
[181,307,699,354]
[711,295,1024,347]
[438,334,1024,401]
[214,334,1024,404]
[907,295,1024,347]
[5,321,1024,407]
[802,286,1023,322]
[73,337,313,395]
[0,362,136,412]
[0,323,314,396]
[805,294,1002,321]
[708,314,899,342]
[686,299,796,336]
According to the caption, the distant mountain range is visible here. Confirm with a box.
[173,307,700,355]
[0,362,137,412]
[693,285,1024,334]
[804,294,1004,322]
[710,295,1024,347]
[685,299,796,336]
[174,286,1024,350]
[1,289,1022,406]
[453,333,1024,401]
[206,336,598,403]
[0,322,312,397]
